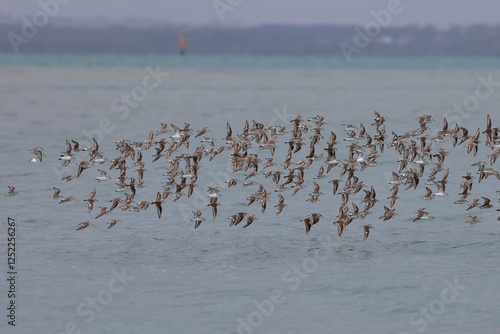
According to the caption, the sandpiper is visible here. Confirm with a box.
[150,192,164,219]
[466,198,480,211]
[95,207,110,219]
[60,175,76,182]
[49,187,63,199]
[5,186,19,196]
[108,197,122,211]
[76,161,95,177]
[413,208,433,222]
[464,215,480,224]
[274,194,287,215]
[106,219,121,229]
[191,210,205,229]
[379,206,397,221]
[420,187,435,200]
[360,224,374,240]
[29,147,45,162]
[83,188,97,213]
[479,197,493,209]
[225,178,239,187]
[243,215,257,228]
[301,213,322,235]
[228,212,247,227]
[58,196,74,204]
[207,197,220,219]
[95,169,111,182]
[77,221,93,230]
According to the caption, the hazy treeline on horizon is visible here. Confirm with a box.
[1,22,500,56]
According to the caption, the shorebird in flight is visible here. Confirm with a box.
[191,210,205,229]
[301,213,322,235]
[464,215,480,224]
[83,188,97,213]
[77,221,93,230]
[5,186,19,196]
[107,219,121,229]
[360,224,374,240]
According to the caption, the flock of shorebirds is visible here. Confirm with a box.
[5,112,500,240]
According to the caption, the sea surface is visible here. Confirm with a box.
[0,54,499,334]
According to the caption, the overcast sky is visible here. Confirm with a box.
[2,0,500,28]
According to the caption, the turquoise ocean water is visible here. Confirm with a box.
[0,53,499,334]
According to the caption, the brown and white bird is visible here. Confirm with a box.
[386,186,399,207]
[106,219,121,229]
[95,207,110,219]
[60,175,76,182]
[274,194,287,215]
[5,186,19,196]
[76,161,95,177]
[135,201,150,211]
[333,219,350,237]
[195,127,211,138]
[379,206,396,221]
[413,208,432,222]
[150,192,164,219]
[313,166,326,179]
[226,178,239,187]
[108,197,122,212]
[371,111,389,128]
[464,215,480,224]
[29,147,45,162]
[301,213,323,235]
[466,198,481,211]
[83,188,97,213]
[49,187,63,199]
[77,221,93,230]
[465,128,481,157]
[58,196,74,204]
[329,179,341,195]
[420,187,435,200]
[243,215,257,228]
[156,123,169,135]
[228,212,247,227]
[207,197,220,219]
[479,197,493,209]
[191,210,205,229]
[360,224,374,240]
[95,169,111,182]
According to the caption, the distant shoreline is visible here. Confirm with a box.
[1,24,500,56]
